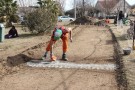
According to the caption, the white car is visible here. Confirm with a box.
[58,16,75,22]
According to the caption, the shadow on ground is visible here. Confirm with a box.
[18,33,38,39]
[106,40,115,45]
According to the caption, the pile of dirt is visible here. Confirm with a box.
[71,16,92,25]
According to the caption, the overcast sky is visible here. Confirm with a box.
[16,0,135,11]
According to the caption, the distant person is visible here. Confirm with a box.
[114,15,117,24]
[123,12,129,25]
[124,13,127,19]
[42,26,72,61]
[124,12,128,19]
[117,11,124,27]
[5,26,19,38]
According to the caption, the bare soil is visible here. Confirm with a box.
[0,25,118,90]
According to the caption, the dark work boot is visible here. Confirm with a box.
[41,52,48,60]
[62,54,68,61]
[42,53,47,60]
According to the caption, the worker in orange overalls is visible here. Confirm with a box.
[42,26,72,61]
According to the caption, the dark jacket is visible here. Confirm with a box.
[8,27,19,37]
[118,11,124,20]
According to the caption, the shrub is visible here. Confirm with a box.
[26,8,58,34]
[25,0,60,35]
[9,15,19,23]
[0,16,5,23]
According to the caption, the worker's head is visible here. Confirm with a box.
[119,11,123,14]
[12,25,15,29]
[54,29,62,40]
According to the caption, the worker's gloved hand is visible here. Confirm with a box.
[70,37,73,42]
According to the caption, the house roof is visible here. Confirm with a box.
[96,0,120,10]
[131,4,135,9]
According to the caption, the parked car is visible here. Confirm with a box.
[98,15,116,19]
[106,15,116,19]
[58,16,75,22]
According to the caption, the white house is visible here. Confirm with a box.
[95,0,131,17]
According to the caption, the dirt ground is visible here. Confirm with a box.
[0,25,118,90]
[109,24,135,90]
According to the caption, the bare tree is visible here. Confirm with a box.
[76,0,83,17]
[85,0,96,17]
[76,0,95,17]
[55,0,66,15]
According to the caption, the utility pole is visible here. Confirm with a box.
[83,0,85,16]
[124,0,126,13]
[74,0,76,19]
[105,0,107,15]
[83,0,85,9]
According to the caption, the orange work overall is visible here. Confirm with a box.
[46,29,68,53]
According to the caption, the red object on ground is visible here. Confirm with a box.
[105,19,110,24]
[51,55,57,61]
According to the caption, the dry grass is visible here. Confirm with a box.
[0,25,51,59]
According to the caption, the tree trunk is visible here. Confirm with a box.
[5,16,12,27]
